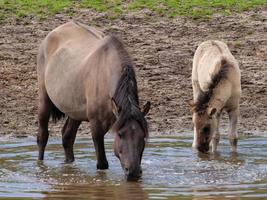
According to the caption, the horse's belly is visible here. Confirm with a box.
[49,92,88,121]
[48,86,88,121]
[64,108,88,121]
[45,48,88,121]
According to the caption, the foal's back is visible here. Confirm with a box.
[192,40,240,94]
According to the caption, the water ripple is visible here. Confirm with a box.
[0,135,267,199]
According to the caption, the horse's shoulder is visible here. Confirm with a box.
[91,35,122,56]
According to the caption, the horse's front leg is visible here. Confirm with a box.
[228,108,239,152]
[91,120,109,170]
[62,117,81,163]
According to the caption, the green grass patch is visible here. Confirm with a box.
[138,0,267,18]
[79,0,123,18]
[0,0,266,21]
[0,0,73,19]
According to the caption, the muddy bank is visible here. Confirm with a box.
[0,8,266,137]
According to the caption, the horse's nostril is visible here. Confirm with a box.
[125,168,129,174]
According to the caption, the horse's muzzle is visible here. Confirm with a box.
[124,166,142,181]
[197,142,209,153]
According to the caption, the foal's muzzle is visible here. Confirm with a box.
[197,142,209,153]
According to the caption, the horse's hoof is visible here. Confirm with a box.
[38,153,44,160]
[97,162,109,170]
[65,157,75,163]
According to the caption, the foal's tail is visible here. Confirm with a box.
[51,103,65,123]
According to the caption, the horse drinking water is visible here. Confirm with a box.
[37,21,150,180]
[188,40,241,153]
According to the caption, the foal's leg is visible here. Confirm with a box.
[228,108,239,152]
[37,92,52,160]
[211,113,221,153]
[192,80,202,148]
[192,126,197,149]
[61,117,81,163]
[91,120,110,170]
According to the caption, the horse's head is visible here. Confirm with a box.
[188,100,218,153]
[112,100,150,180]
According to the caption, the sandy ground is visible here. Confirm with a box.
[0,8,266,138]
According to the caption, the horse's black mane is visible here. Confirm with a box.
[195,59,229,114]
[110,36,148,136]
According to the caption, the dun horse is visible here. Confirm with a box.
[188,40,241,153]
[37,21,150,180]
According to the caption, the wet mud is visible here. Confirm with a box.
[0,8,266,136]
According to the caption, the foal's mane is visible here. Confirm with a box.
[195,58,229,114]
[110,36,148,136]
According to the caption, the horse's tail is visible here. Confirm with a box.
[50,103,65,123]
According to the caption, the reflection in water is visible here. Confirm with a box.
[36,160,148,199]
[42,181,147,200]
[197,151,245,165]
[1,135,267,199]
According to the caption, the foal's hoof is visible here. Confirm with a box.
[97,161,109,170]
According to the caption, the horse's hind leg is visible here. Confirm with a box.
[37,92,52,160]
[62,117,81,162]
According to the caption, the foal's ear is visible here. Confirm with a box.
[187,100,196,111]
[207,107,217,117]
[111,98,119,118]
[142,101,151,116]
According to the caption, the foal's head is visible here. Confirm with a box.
[188,101,218,153]
[112,99,150,180]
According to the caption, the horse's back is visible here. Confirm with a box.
[41,21,103,63]
[37,22,109,120]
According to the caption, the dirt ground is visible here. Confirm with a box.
[0,8,266,137]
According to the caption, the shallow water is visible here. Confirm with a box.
[1,135,267,199]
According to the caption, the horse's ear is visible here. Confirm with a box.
[142,101,151,116]
[207,107,217,117]
[187,100,196,111]
[111,98,119,118]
